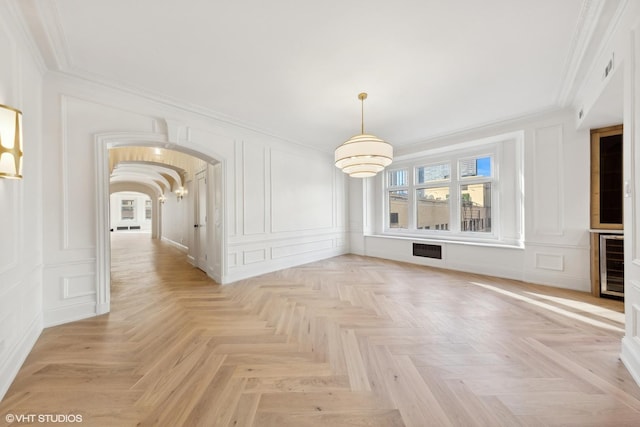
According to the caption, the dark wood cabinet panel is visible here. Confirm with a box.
[591,125,623,229]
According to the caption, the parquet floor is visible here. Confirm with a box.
[1,233,640,426]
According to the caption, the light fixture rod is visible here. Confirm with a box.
[358,92,367,134]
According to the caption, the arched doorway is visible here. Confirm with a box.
[94,132,226,315]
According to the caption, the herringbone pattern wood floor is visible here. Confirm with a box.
[1,233,639,426]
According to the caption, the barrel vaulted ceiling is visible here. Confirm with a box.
[16,0,622,153]
[108,147,206,196]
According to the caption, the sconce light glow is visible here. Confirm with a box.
[0,104,23,179]
[159,194,166,204]
[175,187,186,201]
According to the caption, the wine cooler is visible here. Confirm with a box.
[599,234,624,299]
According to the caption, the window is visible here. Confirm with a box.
[415,162,451,231]
[461,183,491,232]
[121,199,135,220]
[145,199,152,220]
[416,187,450,230]
[389,169,408,187]
[387,170,408,229]
[459,156,492,233]
[398,157,494,235]
[416,163,450,183]
[389,190,408,228]
[382,134,521,244]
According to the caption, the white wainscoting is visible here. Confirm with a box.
[225,140,348,283]
[227,234,347,283]
[43,261,97,327]
[0,1,45,401]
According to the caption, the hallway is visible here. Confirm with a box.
[1,233,639,426]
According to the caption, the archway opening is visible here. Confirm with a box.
[95,133,225,315]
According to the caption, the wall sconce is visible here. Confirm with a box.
[175,187,186,201]
[0,104,23,179]
[159,194,166,204]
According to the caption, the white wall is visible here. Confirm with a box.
[574,0,640,391]
[40,70,348,326]
[0,0,45,400]
[161,181,191,252]
[352,108,592,292]
[110,182,161,239]
[226,139,348,282]
[109,192,152,232]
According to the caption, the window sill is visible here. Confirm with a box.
[369,232,524,250]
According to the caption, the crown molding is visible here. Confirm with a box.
[2,0,47,75]
[556,0,607,107]
[26,0,71,70]
[557,0,631,107]
[52,67,333,154]
[573,0,630,105]
[396,105,570,156]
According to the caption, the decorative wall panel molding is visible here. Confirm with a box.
[535,252,565,271]
[61,96,95,250]
[227,252,238,268]
[62,274,97,300]
[243,248,266,265]
[0,311,13,358]
[270,149,333,233]
[271,239,334,260]
[242,141,267,235]
[0,186,19,274]
[532,125,564,236]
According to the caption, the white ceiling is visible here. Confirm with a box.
[17,0,617,152]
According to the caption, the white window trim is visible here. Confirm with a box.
[381,132,523,246]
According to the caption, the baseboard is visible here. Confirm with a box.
[522,270,591,292]
[0,314,43,401]
[43,302,97,328]
[224,247,347,284]
[208,267,222,284]
[96,302,110,315]
[621,337,640,388]
[160,237,189,253]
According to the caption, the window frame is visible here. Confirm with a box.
[383,142,502,243]
[145,199,152,220]
[457,154,494,235]
[121,199,135,221]
[414,160,452,232]
[386,169,409,229]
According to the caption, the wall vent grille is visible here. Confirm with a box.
[413,243,442,259]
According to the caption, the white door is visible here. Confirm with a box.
[195,171,208,272]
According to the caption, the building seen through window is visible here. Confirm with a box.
[385,153,495,236]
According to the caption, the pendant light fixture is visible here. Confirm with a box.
[334,92,393,178]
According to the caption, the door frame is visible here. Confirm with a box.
[194,169,209,272]
[94,131,225,315]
